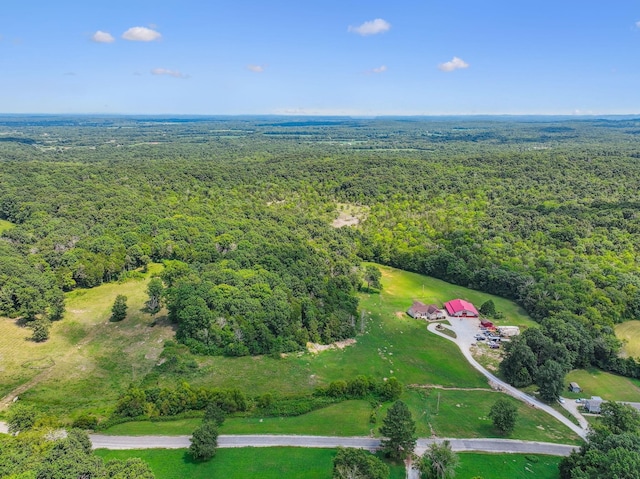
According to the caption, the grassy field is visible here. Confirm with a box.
[564,368,640,402]
[95,448,406,479]
[105,400,373,437]
[95,448,560,479]
[456,453,561,479]
[615,321,640,359]
[401,389,581,444]
[0,264,175,418]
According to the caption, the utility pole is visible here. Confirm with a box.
[436,392,441,415]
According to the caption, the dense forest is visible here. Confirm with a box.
[1,116,640,377]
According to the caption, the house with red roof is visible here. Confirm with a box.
[444,299,479,317]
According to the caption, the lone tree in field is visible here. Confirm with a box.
[488,398,518,435]
[332,447,389,479]
[379,400,416,460]
[145,277,164,316]
[31,318,51,342]
[363,265,382,291]
[189,422,219,461]
[110,295,128,322]
[417,440,459,479]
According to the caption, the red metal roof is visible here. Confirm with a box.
[444,299,479,316]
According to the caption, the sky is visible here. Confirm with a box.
[0,0,639,115]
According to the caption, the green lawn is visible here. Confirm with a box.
[104,401,373,437]
[456,453,561,479]
[565,368,640,402]
[400,389,581,444]
[615,321,640,359]
[95,448,406,479]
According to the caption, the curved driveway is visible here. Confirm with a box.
[427,321,587,439]
[89,433,577,456]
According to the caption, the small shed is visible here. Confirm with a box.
[568,382,581,393]
[584,396,603,414]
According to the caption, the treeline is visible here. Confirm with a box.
[112,377,402,423]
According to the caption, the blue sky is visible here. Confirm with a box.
[1,0,639,115]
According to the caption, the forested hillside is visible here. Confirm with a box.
[1,116,639,371]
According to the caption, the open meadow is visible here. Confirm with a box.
[0,264,175,418]
[95,447,405,479]
[95,448,560,479]
[615,320,640,359]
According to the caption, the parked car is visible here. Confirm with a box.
[489,343,500,349]
[475,335,486,341]
[576,398,583,403]
[558,397,565,404]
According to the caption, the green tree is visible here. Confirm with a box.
[479,300,496,317]
[380,377,403,401]
[364,265,382,291]
[417,440,459,479]
[30,318,51,342]
[600,402,640,435]
[203,402,226,427]
[189,422,219,461]
[110,294,128,322]
[536,359,565,402]
[146,277,164,316]
[332,447,389,479]
[7,403,38,434]
[379,400,416,460]
[488,398,518,435]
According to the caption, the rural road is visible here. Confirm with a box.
[89,433,578,456]
[427,321,588,439]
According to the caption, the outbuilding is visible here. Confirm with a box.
[444,299,479,317]
[583,396,603,414]
[568,382,581,393]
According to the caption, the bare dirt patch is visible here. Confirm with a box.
[307,338,357,354]
[331,203,369,228]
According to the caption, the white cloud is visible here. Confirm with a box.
[438,56,469,72]
[122,26,161,42]
[92,30,115,43]
[371,65,388,74]
[247,64,265,73]
[151,68,189,78]
[636,20,640,28]
[348,18,391,36]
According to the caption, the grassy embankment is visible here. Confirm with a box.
[95,448,560,479]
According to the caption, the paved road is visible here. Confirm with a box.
[89,433,578,456]
[427,321,588,439]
